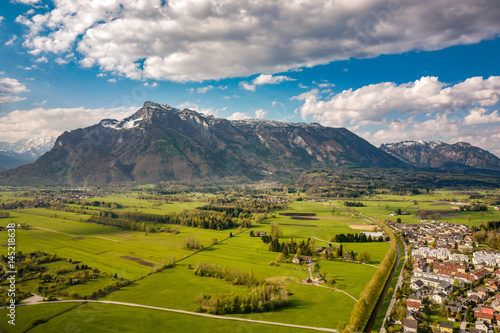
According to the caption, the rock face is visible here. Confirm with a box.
[0,101,403,184]
[380,140,500,171]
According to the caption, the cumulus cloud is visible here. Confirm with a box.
[227,112,251,120]
[0,106,136,143]
[107,78,116,83]
[0,77,29,104]
[54,58,68,65]
[294,76,500,127]
[240,74,295,91]
[15,0,500,81]
[463,107,500,125]
[294,75,500,157]
[143,82,158,88]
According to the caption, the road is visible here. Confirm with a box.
[12,299,338,332]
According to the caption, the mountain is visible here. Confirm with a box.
[0,102,404,185]
[380,140,500,172]
[0,136,55,170]
[0,151,34,170]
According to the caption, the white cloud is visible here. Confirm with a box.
[252,74,295,85]
[12,0,41,4]
[5,35,17,46]
[255,109,267,119]
[227,112,251,120]
[96,73,107,77]
[55,57,69,65]
[25,77,35,81]
[107,78,117,83]
[463,108,500,125]
[176,102,225,116]
[240,74,295,91]
[35,56,48,63]
[294,76,500,127]
[0,106,136,143]
[143,82,158,88]
[298,83,309,89]
[16,0,500,82]
[197,85,213,93]
[0,16,3,24]
[271,101,284,108]
[239,81,256,92]
[0,77,29,104]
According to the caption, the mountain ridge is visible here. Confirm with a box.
[380,140,500,171]
[0,101,405,185]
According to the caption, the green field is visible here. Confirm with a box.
[0,192,404,331]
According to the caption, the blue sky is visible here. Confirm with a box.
[1,0,500,155]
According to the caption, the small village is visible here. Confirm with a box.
[387,219,500,333]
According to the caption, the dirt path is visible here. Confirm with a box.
[12,300,338,332]
[32,226,121,243]
[315,284,358,303]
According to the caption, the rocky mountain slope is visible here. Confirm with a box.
[0,101,404,184]
[380,140,500,171]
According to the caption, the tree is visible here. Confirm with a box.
[419,210,428,220]
[229,232,233,237]
[270,222,283,239]
[466,215,473,223]
[466,307,474,323]
[456,311,462,322]
[356,251,371,263]
[211,238,218,245]
[396,218,402,223]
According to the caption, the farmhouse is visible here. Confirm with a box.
[403,318,418,333]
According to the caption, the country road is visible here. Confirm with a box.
[11,299,338,332]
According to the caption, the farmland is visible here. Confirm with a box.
[0,187,499,331]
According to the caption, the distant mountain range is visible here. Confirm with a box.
[0,137,55,170]
[1,102,498,185]
[380,140,500,172]
[0,102,402,184]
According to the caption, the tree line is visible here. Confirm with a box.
[193,262,263,287]
[194,285,289,315]
[344,219,398,332]
[330,233,384,243]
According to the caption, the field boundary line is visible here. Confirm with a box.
[31,226,121,243]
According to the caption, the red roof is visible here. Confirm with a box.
[406,301,421,308]
[475,312,494,320]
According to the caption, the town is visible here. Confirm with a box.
[387,219,500,333]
